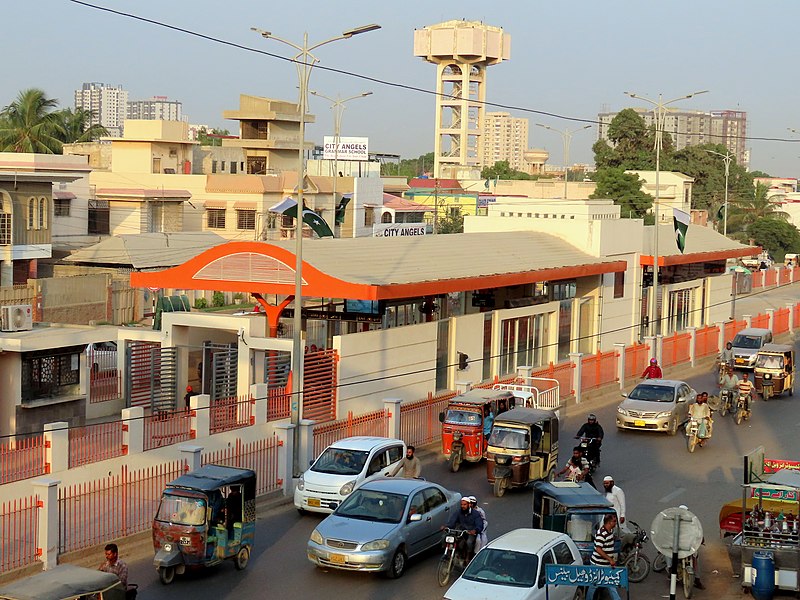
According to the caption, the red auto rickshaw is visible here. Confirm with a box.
[439,388,515,472]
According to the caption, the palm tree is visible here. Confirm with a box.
[56,107,108,143]
[0,88,64,153]
[726,182,789,236]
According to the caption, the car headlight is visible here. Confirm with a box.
[340,480,356,496]
[656,411,673,419]
[297,475,305,491]
[764,373,772,381]
[310,529,323,545]
[361,539,391,551]
[163,543,173,552]
[617,407,628,416]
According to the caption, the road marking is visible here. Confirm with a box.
[659,487,686,503]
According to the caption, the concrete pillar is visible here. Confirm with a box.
[687,327,698,368]
[614,343,626,390]
[274,422,296,496]
[569,353,583,404]
[744,315,752,328]
[298,419,316,469]
[191,394,210,439]
[43,422,69,474]
[716,322,726,352]
[766,308,775,332]
[122,407,144,455]
[455,381,472,395]
[788,304,795,333]
[32,477,60,570]
[384,398,402,441]
[180,444,203,472]
[643,336,661,367]
[517,366,533,381]
[251,382,268,426]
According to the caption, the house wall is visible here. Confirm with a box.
[109,201,143,235]
[0,353,20,436]
[706,273,734,325]
[9,181,52,247]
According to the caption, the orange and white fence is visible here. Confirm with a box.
[0,495,39,572]
[313,409,389,457]
[0,436,46,485]
[68,421,126,469]
[143,410,195,451]
[400,391,455,449]
[581,350,619,391]
[210,395,254,435]
[202,436,282,497]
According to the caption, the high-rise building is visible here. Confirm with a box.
[74,82,128,137]
[127,96,183,122]
[480,112,529,171]
[597,107,748,168]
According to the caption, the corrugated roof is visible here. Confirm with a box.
[408,178,463,192]
[383,193,431,212]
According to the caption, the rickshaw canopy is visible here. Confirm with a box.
[493,407,557,426]
[758,343,794,356]
[533,481,613,509]
[0,564,123,600]
[167,464,256,492]
[447,388,514,406]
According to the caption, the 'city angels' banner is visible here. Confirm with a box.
[373,223,427,237]
[323,136,368,161]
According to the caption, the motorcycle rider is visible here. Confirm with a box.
[738,372,754,412]
[468,496,489,553]
[575,413,604,467]
[641,357,663,379]
[557,447,592,483]
[718,364,739,412]
[444,496,484,561]
[719,342,735,369]
[688,392,712,446]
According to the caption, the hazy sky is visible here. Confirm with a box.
[7,0,800,176]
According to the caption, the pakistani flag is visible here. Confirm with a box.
[673,208,690,254]
[269,197,334,238]
[716,204,726,220]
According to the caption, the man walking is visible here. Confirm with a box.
[390,445,422,478]
[602,476,626,527]
[590,513,618,567]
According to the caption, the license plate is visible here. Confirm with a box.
[634,420,646,427]
[329,553,346,564]
[307,498,321,508]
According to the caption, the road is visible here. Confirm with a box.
[124,340,800,599]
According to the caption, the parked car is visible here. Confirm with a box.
[295,436,405,515]
[307,478,460,578]
[616,379,696,435]
[732,327,773,370]
[443,528,583,600]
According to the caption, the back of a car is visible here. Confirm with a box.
[732,328,772,369]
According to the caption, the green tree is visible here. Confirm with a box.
[380,152,434,178]
[196,127,231,146]
[480,160,531,180]
[590,167,653,218]
[436,206,464,234]
[727,182,789,235]
[670,143,752,211]
[747,218,800,261]
[55,107,108,143]
[0,88,64,153]
[594,108,672,170]
[749,170,772,179]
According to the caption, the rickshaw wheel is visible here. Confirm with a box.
[158,566,175,585]
[234,545,250,570]
[493,477,507,497]
[547,467,556,482]
[449,452,462,473]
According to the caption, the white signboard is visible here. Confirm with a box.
[323,136,369,161]
[373,223,427,237]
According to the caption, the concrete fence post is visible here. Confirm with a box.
[614,343,626,390]
[569,353,583,404]
[32,477,60,570]
[687,327,698,368]
[384,398,402,441]
[43,422,69,474]
[274,422,296,496]
[298,419,316,469]
[180,444,203,472]
[743,315,752,328]
[716,322,726,353]
[191,394,211,439]
[251,383,268,426]
[517,366,533,381]
[766,308,775,332]
[643,336,659,368]
[788,304,795,333]
[455,381,472,395]
[654,335,664,366]
[122,407,144,455]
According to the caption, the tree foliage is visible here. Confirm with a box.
[594,109,670,171]
[0,88,64,153]
[480,160,532,180]
[380,152,434,178]
[727,182,789,236]
[57,107,109,143]
[436,206,464,234]
[589,167,653,218]
[196,127,231,146]
[746,218,800,261]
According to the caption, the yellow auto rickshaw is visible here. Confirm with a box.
[754,343,795,400]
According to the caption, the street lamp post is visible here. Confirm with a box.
[705,148,734,236]
[535,123,592,199]
[309,90,372,225]
[252,24,380,475]
[624,90,708,338]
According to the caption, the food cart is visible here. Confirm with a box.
[739,468,800,593]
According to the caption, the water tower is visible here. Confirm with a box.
[413,20,510,178]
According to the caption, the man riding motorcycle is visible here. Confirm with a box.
[688,392,712,447]
[718,364,739,413]
[443,497,484,561]
[718,342,735,370]
[738,372,754,412]
[575,414,604,467]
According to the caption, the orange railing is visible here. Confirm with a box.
[0,495,39,573]
[624,343,651,380]
[773,308,791,335]
[724,319,747,344]
[267,386,290,422]
[143,410,194,451]
[694,325,720,359]
[400,391,456,449]
[581,350,618,391]
[662,332,691,368]
[68,421,126,469]
[0,435,46,484]
[302,349,338,423]
[531,361,575,399]
[780,268,792,286]
[752,313,770,330]
[765,269,778,287]
[752,271,763,289]
[202,436,281,496]
[313,409,389,457]
[210,395,254,435]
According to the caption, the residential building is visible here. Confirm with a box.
[127,96,183,122]
[626,171,694,222]
[480,112,529,171]
[74,82,128,137]
[598,107,748,168]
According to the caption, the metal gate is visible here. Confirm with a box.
[201,342,238,401]
[125,341,178,411]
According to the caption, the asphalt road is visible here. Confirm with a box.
[123,342,800,599]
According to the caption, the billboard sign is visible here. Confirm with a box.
[323,136,368,161]
[372,223,427,238]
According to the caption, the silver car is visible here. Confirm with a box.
[616,379,696,435]
[307,477,460,578]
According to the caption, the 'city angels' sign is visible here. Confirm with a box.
[373,223,427,237]
[323,136,368,161]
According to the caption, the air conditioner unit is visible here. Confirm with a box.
[1,304,33,332]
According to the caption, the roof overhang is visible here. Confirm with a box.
[641,246,760,267]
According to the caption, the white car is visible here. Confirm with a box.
[294,436,405,515]
[444,529,584,600]
[86,341,118,374]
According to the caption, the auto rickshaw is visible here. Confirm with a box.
[754,343,795,399]
[152,464,256,584]
[439,388,516,472]
[0,564,128,600]
[532,480,618,563]
[486,407,559,497]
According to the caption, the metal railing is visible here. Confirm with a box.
[143,410,194,451]
[313,409,389,457]
[202,436,282,496]
[0,495,39,572]
[0,435,46,484]
[209,395,254,435]
[68,421,126,469]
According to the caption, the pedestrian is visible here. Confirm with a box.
[390,445,422,478]
[602,476,626,527]
[590,513,618,567]
[184,385,194,410]
[99,543,128,589]
[468,496,489,553]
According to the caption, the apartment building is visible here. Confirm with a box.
[74,82,128,137]
[127,96,183,122]
[480,112,529,171]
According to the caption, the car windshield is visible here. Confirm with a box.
[335,489,407,523]
[311,448,369,476]
[733,335,762,350]
[155,493,207,526]
[567,513,606,542]
[489,425,532,450]
[628,384,675,403]
[445,408,482,425]
[462,548,538,588]
[755,354,784,369]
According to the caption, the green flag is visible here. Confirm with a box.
[673,208,690,253]
[269,197,334,238]
[717,204,726,220]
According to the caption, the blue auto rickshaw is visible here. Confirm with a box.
[152,464,256,584]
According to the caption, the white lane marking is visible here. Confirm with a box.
[659,487,686,503]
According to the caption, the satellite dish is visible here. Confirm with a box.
[650,506,704,559]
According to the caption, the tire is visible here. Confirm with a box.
[493,476,508,498]
[573,587,587,600]
[624,553,651,583]
[158,566,175,585]
[668,418,678,436]
[720,398,728,417]
[449,450,462,473]
[297,507,307,516]
[652,554,667,573]
[682,563,694,599]
[547,467,557,482]
[437,553,455,587]
[764,387,771,401]
[386,547,406,579]
[735,409,743,425]
[790,385,794,397]
[687,434,697,453]
[234,546,250,570]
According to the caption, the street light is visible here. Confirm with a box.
[705,148,734,236]
[252,24,380,475]
[309,90,372,222]
[535,123,592,199]
[624,89,709,338]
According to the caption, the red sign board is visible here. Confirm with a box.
[763,458,800,474]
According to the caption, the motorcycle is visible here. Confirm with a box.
[718,388,734,417]
[685,416,711,453]
[437,528,470,587]
[734,392,751,426]
[618,521,651,583]
[578,437,601,473]
[653,553,695,598]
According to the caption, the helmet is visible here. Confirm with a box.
[186,385,193,392]
[588,413,597,421]
[650,358,658,364]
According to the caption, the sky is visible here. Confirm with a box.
[6,0,800,176]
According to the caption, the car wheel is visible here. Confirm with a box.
[668,418,678,436]
[385,547,407,579]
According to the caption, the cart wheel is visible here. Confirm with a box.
[158,566,175,585]
[687,435,697,453]
[234,545,250,570]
